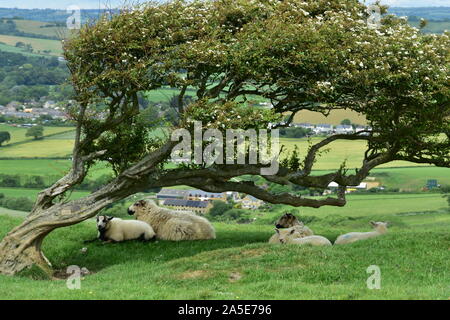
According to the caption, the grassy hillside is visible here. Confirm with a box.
[0,187,89,200]
[12,19,72,39]
[280,137,429,170]
[0,34,62,55]
[0,209,448,299]
[0,124,72,145]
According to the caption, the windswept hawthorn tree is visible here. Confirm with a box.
[0,0,448,275]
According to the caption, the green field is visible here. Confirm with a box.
[0,187,90,200]
[280,137,430,170]
[0,125,73,145]
[0,34,62,56]
[12,19,72,39]
[0,201,448,299]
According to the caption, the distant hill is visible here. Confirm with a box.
[388,7,450,21]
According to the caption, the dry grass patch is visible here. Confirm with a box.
[177,269,211,280]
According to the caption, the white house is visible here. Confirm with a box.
[335,125,354,134]
[314,124,333,135]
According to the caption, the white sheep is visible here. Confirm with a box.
[268,213,313,243]
[276,227,332,246]
[128,199,216,241]
[268,224,312,244]
[93,215,155,243]
[334,221,388,245]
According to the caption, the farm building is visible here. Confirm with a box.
[156,188,226,202]
[239,195,264,209]
[162,199,212,214]
[334,125,354,134]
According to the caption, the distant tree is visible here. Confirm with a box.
[0,131,10,146]
[441,185,450,209]
[209,200,233,217]
[341,119,352,125]
[25,126,44,140]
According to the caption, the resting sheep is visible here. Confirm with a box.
[334,221,388,245]
[268,213,313,243]
[88,215,156,243]
[128,199,216,241]
[276,227,332,246]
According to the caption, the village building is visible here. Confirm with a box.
[240,195,264,209]
[162,199,212,214]
[156,188,226,202]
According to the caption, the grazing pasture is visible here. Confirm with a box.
[0,206,448,299]
[0,34,62,55]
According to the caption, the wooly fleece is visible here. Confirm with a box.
[334,221,388,245]
[128,199,216,241]
[276,227,331,246]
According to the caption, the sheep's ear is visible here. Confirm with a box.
[107,216,114,221]
[290,229,296,234]
[370,221,377,226]
[275,229,280,234]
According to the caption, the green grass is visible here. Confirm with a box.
[0,139,74,158]
[0,209,448,299]
[0,34,62,56]
[252,193,448,225]
[0,125,73,145]
[0,187,90,200]
[12,19,74,40]
[280,137,428,170]
[0,42,49,57]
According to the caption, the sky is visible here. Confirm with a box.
[0,0,449,9]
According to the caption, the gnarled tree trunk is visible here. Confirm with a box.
[0,220,54,275]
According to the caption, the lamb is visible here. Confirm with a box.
[127,199,216,241]
[334,221,388,245]
[276,227,332,246]
[88,215,156,243]
[268,213,313,243]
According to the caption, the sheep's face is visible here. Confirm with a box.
[370,221,388,233]
[275,213,302,229]
[96,215,113,231]
[276,227,302,244]
[128,200,147,216]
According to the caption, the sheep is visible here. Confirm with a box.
[268,213,313,243]
[276,227,332,246]
[89,215,156,243]
[127,199,216,241]
[334,221,388,245]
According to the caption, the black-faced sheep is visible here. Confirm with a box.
[334,221,388,245]
[128,199,216,241]
[93,215,155,243]
[268,213,313,243]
